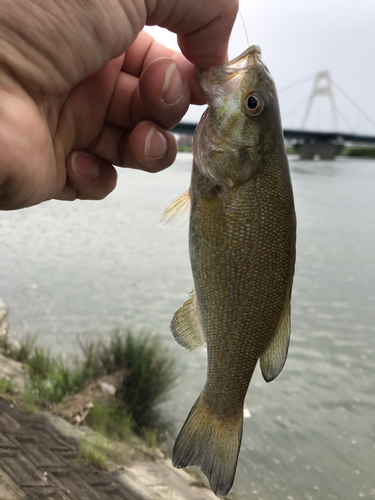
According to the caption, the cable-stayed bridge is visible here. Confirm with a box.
[173,71,375,160]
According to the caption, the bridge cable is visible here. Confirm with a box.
[336,108,354,133]
[332,80,375,129]
[282,96,311,120]
[278,74,316,93]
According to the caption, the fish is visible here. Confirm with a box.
[160,45,296,498]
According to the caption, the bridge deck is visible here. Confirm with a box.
[172,123,375,144]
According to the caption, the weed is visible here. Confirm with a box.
[0,335,13,358]
[0,334,36,362]
[98,327,176,431]
[85,401,133,441]
[14,335,37,362]
[144,429,157,449]
[28,347,54,379]
[78,433,130,468]
[79,440,108,470]
[27,347,98,405]
[2,325,176,444]
[0,378,17,394]
[22,387,39,414]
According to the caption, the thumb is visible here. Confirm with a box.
[60,151,117,201]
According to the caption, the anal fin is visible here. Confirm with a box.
[170,290,206,350]
[260,301,291,382]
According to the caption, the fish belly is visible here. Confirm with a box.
[190,159,295,406]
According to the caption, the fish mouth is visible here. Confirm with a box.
[210,45,262,84]
[197,45,263,95]
[224,45,262,69]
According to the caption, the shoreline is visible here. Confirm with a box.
[0,299,237,500]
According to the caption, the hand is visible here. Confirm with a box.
[0,0,238,209]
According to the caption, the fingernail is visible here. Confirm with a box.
[161,61,182,104]
[72,153,100,178]
[144,126,168,159]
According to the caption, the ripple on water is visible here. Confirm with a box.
[1,156,375,500]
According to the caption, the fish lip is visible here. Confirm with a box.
[197,45,263,90]
[219,45,262,69]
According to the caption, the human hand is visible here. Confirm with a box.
[0,0,238,210]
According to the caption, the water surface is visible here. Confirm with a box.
[1,154,375,500]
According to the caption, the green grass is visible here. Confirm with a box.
[0,334,37,362]
[0,378,17,394]
[28,347,54,379]
[85,400,133,441]
[97,328,177,431]
[341,146,375,158]
[2,326,176,442]
[21,388,39,414]
[178,145,192,152]
[26,346,97,406]
[79,440,108,470]
[144,429,157,449]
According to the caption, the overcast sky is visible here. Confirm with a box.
[145,0,375,135]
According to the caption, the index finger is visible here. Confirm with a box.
[124,31,205,105]
[146,0,239,68]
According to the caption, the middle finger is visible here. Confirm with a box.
[106,57,190,130]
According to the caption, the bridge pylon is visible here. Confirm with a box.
[301,70,339,131]
[293,70,343,159]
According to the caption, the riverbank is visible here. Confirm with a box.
[179,144,375,157]
[0,390,220,500]
[0,299,227,500]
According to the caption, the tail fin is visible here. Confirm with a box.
[173,394,243,498]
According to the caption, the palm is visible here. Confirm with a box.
[0,57,121,208]
[1,38,197,208]
[0,0,238,210]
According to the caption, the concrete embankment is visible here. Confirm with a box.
[0,299,219,500]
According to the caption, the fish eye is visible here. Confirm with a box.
[243,91,265,116]
[247,95,258,109]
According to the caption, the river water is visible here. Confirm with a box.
[1,154,375,500]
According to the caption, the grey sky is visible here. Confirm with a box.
[146,0,375,135]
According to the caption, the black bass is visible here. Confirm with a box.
[161,45,296,498]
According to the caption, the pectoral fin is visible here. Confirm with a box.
[170,290,206,350]
[260,302,291,382]
[159,190,191,229]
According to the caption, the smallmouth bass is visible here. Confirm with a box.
[161,45,296,498]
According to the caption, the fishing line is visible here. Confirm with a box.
[238,9,249,47]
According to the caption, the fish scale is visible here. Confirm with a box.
[161,45,296,498]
